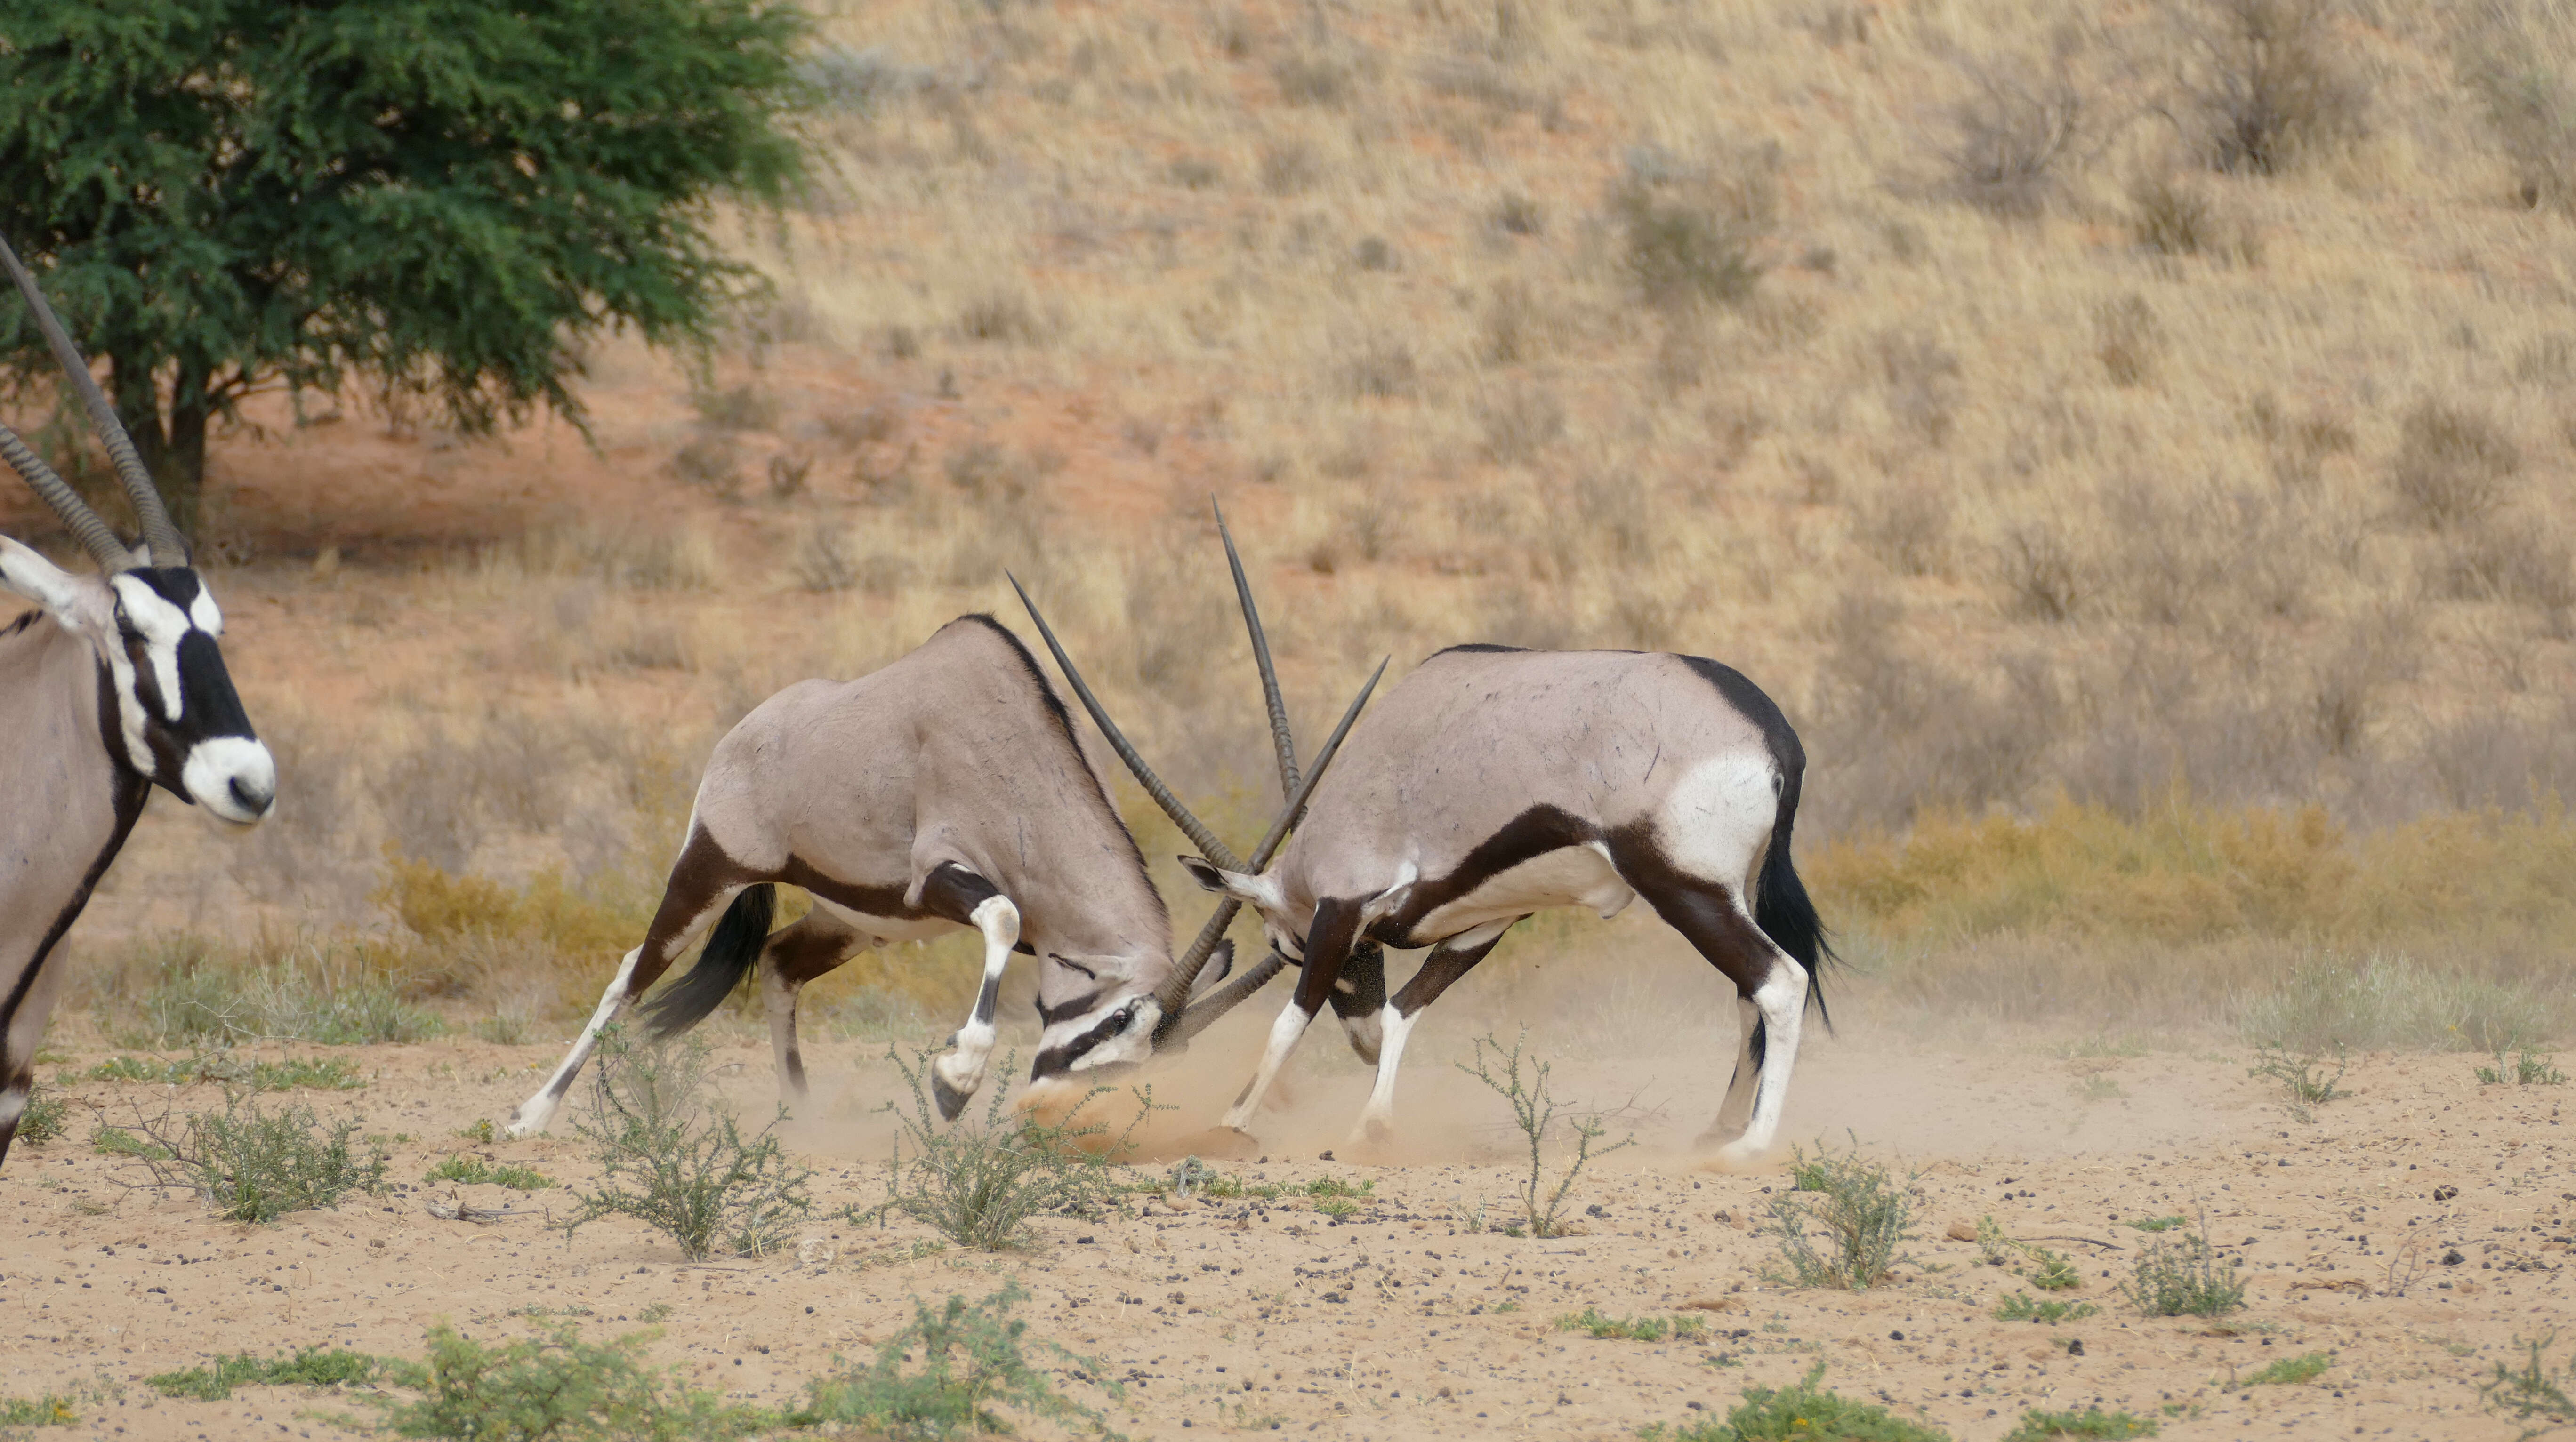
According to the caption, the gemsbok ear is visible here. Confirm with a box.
[1176,855,1237,895]
[0,534,82,618]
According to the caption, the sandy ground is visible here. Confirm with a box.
[4,1018,2568,1442]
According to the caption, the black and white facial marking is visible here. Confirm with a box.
[1030,966,1165,1086]
[100,568,273,824]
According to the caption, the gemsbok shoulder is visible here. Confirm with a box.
[0,237,275,1168]
[1027,526,1834,1167]
[506,610,1378,1137]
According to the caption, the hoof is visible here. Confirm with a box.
[931,1071,971,1122]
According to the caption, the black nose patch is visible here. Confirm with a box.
[176,631,255,740]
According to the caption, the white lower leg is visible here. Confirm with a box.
[1352,1003,1421,1140]
[763,964,807,1109]
[1707,996,1763,1142]
[1715,961,1807,1165]
[1219,999,1319,1132]
[509,946,641,1138]
[933,895,1018,1105]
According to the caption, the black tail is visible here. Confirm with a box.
[1753,776,1835,1032]
[636,884,775,1038]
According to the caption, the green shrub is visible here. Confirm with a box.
[2232,1350,2332,1388]
[0,1391,80,1426]
[872,1048,1137,1251]
[792,1282,1118,1435]
[1994,1292,2100,1323]
[2124,1215,2188,1232]
[1642,1361,1948,1441]
[425,1156,555,1191]
[375,1322,774,1441]
[106,1091,387,1223]
[129,943,439,1048]
[2002,1406,2159,1440]
[559,1030,810,1261]
[1764,1138,1917,1290]
[2482,1335,2576,1433]
[147,1347,386,1401]
[14,1081,67,1145]
[1457,1031,1632,1239]
[1554,1307,1706,1342]
[2477,1046,2568,1087]
[80,1053,365,1090]
[2123,1218,2245,1318]
[2238,953,2551,1053]
[2246,1042,2346,1122]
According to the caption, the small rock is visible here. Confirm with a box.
[2067,1338,2085,1356]
[1889,1330,1906,1341]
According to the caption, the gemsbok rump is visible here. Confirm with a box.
[0,237,275,1168]
[507,611,1378,1137]
[1032,536,1834,1167]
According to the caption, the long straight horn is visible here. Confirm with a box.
[0,419,134,570]
[1006,572,1245,873]
[1154,656,1386,1034]
[0,235,188,566]
[1215,497,1299,799]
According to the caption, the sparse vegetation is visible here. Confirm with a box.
[1642,1361,1949,1442]
[2123,1215,2246,1318]
[1995,1292,2100,1324]
[425,1155,555,1190]
[558,1029,811,1261]
[793,1282,1118,1436]
[2478,1046,2568,1087]
[2246,1041,2346,1122]
[14,1080,67,1144]
[2002,1407,2158,1441]
[1765,1138,1917,1291]
[2124,1215,2189,1233]
[103,1090,386,1224]
[147,1347,385,1402]
[870,1048,1136,1251]
[0,1391,80,1427]
[1555,1308,1707,1343]
[2482,1335,2576,1434]
[374,1322,774,1442]
[78,1052,364,1091]
[2231,1350,2332,1388]
[1457,1031,1633,1239]
[2168,0,2368,175]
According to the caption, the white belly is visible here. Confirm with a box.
[1407,842,1636,939]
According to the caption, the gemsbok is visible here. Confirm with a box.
[506,610,1378,1137]
[1025,529,1834,1167]
[0,237,275,1168]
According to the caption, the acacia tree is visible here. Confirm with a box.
[0,0,810,529]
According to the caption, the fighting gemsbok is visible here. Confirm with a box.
[1022,522,1834,1167]
[506,611,1379,1137]
[0,237,275,1168]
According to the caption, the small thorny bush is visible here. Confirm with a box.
[559,1027,811,1261]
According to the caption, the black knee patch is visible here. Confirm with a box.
[1326,942,1388,1021]
[920,862,1003,927]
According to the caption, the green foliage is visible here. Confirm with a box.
[14,1080,67,1144]
[130,954,439,1049]
[80,1053,365,1090]
[106,1090,386,1223]
[1554,1307,1706,1343]
[2122,1218,2246,1318]
[1457,1031,1633,1239]
[0,1391,79,1426]
[872,1048,1140,1251]
[1764,1138,1917,1290]
[2001,1406,2159,1440]
[791,1282,1119,1437]
[374,1322,774,1442]
[2232,1351,2332,1388]
[2478,1046,2568,1087]
[1641,1362,1950,1442]
[147,1346,385,1401]
[1994,1292,2100,1323]
[2124,1215,2189,1233]
[425,1155,555,1191]
[2482,1335,2576,1434]
[559,1030,810,1262]
[0,0,811,513]
[1974,1216,2083,1288]
[1609,158,1770,312]
[2247,1042,2346,1122]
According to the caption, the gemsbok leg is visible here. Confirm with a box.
[1350,916,1523,1144]
[1217,897,1367,1134]
[913,861,1022,1120]
[756,905,882,1104]
[1610,836,1809,1166]
[1324,942,1389,1061]
[508,830,753,1138]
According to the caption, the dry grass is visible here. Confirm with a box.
[18,0,2576,1048]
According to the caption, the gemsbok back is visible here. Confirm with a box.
[507,610,1378,1137]
[1025,526,1834,1167]
[0,237,275,1168]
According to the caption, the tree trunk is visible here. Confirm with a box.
[107,356,208,541]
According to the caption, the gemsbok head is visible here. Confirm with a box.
[0,235,274,1166]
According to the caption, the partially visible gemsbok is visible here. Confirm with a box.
[0,236,275,1168]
